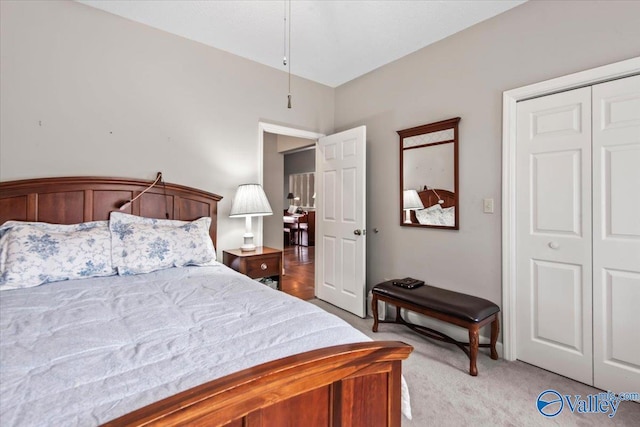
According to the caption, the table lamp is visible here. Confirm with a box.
[230,184,273,251]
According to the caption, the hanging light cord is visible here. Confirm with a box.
[283,1,287,66]
[287,0,292,109]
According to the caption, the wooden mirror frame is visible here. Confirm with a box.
[398,117,460,230]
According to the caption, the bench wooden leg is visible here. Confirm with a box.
[469,326,479,376]
[372,294,379,332]
[490,314,499,360]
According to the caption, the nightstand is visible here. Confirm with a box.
[222,247,283,290]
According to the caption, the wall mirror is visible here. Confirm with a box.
[398,117,460,229]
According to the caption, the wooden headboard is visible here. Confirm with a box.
[0,176,223,248]
[417,188,455,209]
[409,188,456,224]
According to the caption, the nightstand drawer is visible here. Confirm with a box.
[222,247,283,289]
[245,254,280,278]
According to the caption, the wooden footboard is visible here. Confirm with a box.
[103,341,412,427]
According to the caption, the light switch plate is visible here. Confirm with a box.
[483,198,494,213]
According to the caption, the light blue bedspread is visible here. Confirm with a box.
[1,263,376,426]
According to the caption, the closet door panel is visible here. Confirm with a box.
[516,87,593,385]
[593,75,640,393]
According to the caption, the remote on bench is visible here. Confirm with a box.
[391,277,425,289]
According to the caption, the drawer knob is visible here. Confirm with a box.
[261,263,268,270]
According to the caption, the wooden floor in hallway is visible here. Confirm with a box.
[280,245,315,300]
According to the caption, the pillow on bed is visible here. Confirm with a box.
[415,204,441,224]
[0,220,115,291]
[441,206,455,226]
[415,204,455,226]
[109,212,215,275]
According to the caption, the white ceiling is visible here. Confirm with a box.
[77,0,526,88]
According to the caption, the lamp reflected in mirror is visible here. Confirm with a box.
[403,189,424,224]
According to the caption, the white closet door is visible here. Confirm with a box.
[592,75,640,393]
[516,87,593,384]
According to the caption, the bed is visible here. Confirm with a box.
[409,187,456,226]
[0,176,412,427]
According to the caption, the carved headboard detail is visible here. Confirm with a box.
[418,188,456,209]
[0,176,223,248]
[409,188,456,224]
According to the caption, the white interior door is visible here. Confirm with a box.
[592,75,640,393]
[515,88,593,384]
[316,126,366,317]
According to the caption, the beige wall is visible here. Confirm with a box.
[277,135,314,153]
[0,0,334,257]
[334,0,640,310]
[262,132,284,250]
[3,0,640,324]
[403,143,454,193]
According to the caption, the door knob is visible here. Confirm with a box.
[354,229,362,235]
[548,242,560,249]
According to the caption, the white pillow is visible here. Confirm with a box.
[415,204,455,226]
[441,207,455,226]
[0,220,115,291]
[109,212,215,275]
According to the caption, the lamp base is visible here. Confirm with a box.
[240,243,257,252]
[404,209,412,224]
[241,216,256,251]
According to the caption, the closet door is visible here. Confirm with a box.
[592,75,640,393]
[515,87,593,384]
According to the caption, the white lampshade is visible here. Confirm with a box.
[230,184,272,252]
[230,184,273,217]
[403,189,423,224]
[403,189,424,210]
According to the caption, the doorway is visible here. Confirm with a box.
[282,146,316,300]
[259,123,322,300]
[259,122,368,317]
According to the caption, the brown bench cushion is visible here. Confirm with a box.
[372,281,499,323]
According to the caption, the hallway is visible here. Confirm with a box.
[280,246,314,300]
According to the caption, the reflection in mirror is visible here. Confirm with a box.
[398,117,460,229]
[402,189,424,224]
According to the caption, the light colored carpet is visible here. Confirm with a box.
[310,299,640,426]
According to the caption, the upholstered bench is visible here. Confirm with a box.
[372,280,499,376]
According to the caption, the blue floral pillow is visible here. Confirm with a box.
[0,220,115,291]
[109,212,215,275]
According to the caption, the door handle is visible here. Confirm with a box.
[354,229,362,235]
[548,241,560,249]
